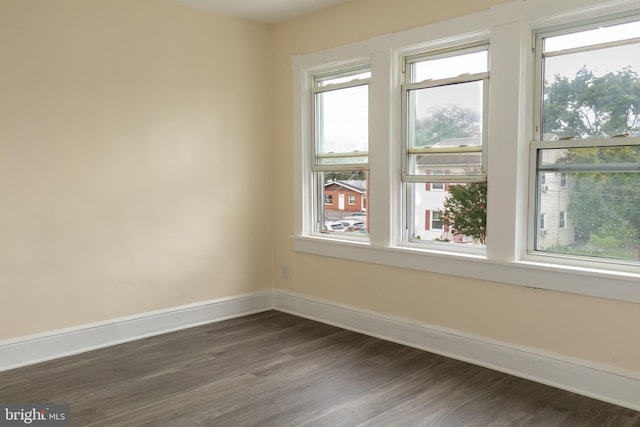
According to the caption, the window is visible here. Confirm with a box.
[431,171,445,191]
[431,211,444,231]
[293,1,640,305]
[534,17,640,263]
[313,68,370,236]
[540,173,549,193]
[403,45,489,247]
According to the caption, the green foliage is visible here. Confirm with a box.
[556,146,640,257]
[543,67,640,138]
[441,183,487,245]
[547,242,635,260]
[545,67,640,259]
[565,168,640,244]
[595,221,637,242]
[414,105,480,147]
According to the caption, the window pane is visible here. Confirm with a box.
[410,182,486,246]
[539,146,640,167]
[316,85,368,159]
[412,50,488,82]
[410,153,482,176]
[317,71,371,86]
[320,171,369,236]
[544,20,640,53]
[536,170,640,261]
[408,81,483,148]
[317,154,369,166]
[542,36,640,140]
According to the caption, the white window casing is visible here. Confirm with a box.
[529,12,640,265]
[291,0,640,304]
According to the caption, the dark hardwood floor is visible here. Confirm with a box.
[1,311,638,426]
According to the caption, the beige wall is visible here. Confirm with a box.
[0,0,272,339]
[271,0,640,372]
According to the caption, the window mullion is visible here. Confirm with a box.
[368,47,395,247]
[486,21,532,262]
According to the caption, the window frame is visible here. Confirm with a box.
[401,44,490,248]
[292,0,640,305]
[529,13,640,266]
[401,44,490,185]
[310,66,371,240]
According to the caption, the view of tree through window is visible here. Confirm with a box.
[404,46,488,246]
[536,19,640,261]
[442,183,487,245]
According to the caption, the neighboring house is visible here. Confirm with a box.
[414,137,481,242]
[537,148,575,249]
[324,180,367,219]
[416,180,477,243]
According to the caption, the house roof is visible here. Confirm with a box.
[416,153,481,167]
[416,137,481,168]
[324,180,367,194]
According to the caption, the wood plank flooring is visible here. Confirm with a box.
[1,311,639,426]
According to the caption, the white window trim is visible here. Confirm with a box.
[292,0,640,304]
[402,46,489,185]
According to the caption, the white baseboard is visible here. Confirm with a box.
[3,288,638,412]
[0,291,273,372]
[273,289,640,412]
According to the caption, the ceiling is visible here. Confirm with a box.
[169,0,351,24]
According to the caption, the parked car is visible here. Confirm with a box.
[340,220,366,231]
[324,221,346,232]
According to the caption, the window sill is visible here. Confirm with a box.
[291,235,640,303]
